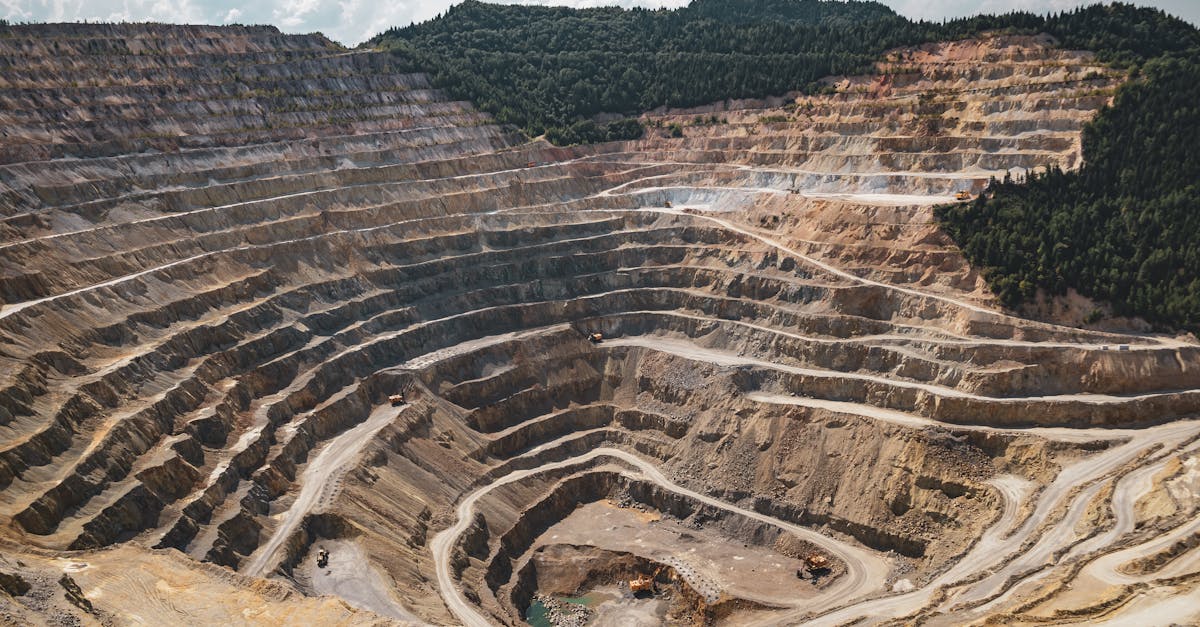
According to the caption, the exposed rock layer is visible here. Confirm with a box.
[1,24,1199,627]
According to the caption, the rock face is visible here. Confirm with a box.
[1,24,1200,627]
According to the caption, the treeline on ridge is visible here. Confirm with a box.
[369,1,1195,144]
[938,50,1200,330]
[371,1,1200,329]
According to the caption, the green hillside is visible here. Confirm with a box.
[938,51,1200,329]
[373,1,1200,329]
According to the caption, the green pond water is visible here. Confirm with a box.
[526,591,617,625]
[525,600,552,627]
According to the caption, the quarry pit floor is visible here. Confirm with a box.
[536,500,826,607]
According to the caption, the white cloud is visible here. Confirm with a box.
[1,1,1196,45]
[13,0,205,24]
[273,0,318,28]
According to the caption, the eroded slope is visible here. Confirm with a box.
[1,25,1199,627]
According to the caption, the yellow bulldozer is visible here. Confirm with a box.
[955,190,972,201]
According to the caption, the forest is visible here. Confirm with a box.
[371,1,1196,141]
[372,1,1200,329]
[938,51,1200,329]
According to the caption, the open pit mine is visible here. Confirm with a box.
[2,22,1200,627]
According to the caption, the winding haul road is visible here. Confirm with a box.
[429,446,891,627]
[9,29,1200,626]
[243,404,408,578]
[15,151,1194,623]
[607,335,1191,407]
[800,417,1200,626]
[420,196,1200,625]
[430,412,1200,626]
[220,195,1200,624]
[414,316,1197,625]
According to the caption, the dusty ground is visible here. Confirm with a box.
[0,24,1198,627]
[536,500,819,607]
[0,543,394,626]
[589,591,666,627]
[296,539,420,623]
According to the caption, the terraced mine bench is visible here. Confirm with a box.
[1,23,1199,627]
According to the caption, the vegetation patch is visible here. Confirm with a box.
[370,1,1196,147]
[372,0,1200,328]
[939,29,1200,329]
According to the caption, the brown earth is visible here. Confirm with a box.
[0,24,1199,627]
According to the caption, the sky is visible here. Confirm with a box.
[1,0,1198,46]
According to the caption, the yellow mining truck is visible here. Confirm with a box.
[798,553,831,579]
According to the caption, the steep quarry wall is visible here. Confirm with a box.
[1,24,1200,627]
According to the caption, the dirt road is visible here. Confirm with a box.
[802,418,1200,625]
[608,335,1188,405]
[242,403,406,578]
[429,447,891,627]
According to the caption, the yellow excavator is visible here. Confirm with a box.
[629,574,654,593]
[955,191,972,201]
[629,567,662,594]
